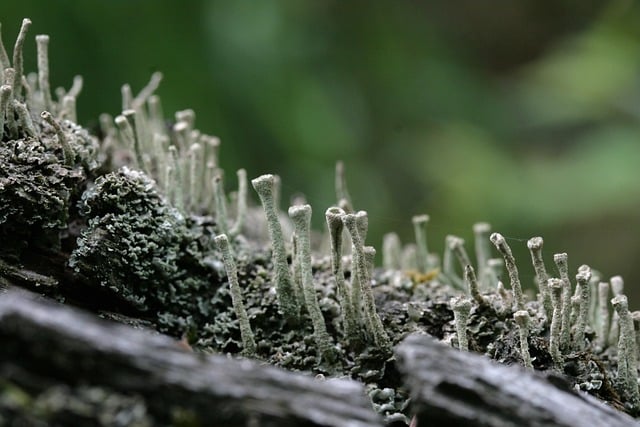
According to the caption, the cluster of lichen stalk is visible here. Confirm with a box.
[101,67,393,362]
[102,58,640,410]
[249,172,392,361]
[7,16,640,416]
[0,19,81,156]
[408,218,640,411]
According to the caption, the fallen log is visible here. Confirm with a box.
[395,333,638,427]
[0,289,382,427]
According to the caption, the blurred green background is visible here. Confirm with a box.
[4,0,640,303]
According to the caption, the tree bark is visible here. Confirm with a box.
[395,334,638,427]
[0,289,382,427]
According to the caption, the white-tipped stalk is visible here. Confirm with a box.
[611,295,640,408]
[0,84,11,140]
[41,111,73,165]
[343,213,391,352]
[187,143,201,211]
[11,18,31,100]
[574,265,592,350]
[288,205,336,362]
[448,235,472,273]
[13,100,37,138]
[3,69,16,138]
[473,222,491,289]
[325,207,359,344]
[67,75,83,99]
[527,237,552,322]
[514,310,533,369]
[229,169,248,236]
[115,112,143,170]
[214,234,256,356]
[548,278,564,369]
[166,145,184,211]
[252,174,299,322]
[61,95,76,123]
[490,233,524,311]
[0,23,10,80]
[443,235,464,289]
[485,258,503,289]
[412,214,431,273]
[597,281,611,350]
[121,83,133,110]
[553,253,572,351]
[609,276,624,346]
[133,71,162,109]
[363,246,392,350]
[451,296,472,351]
[35,34,53,112]
[213,172,229,236]
[382,232,402,270]
[632,311,640,362]
[335,160,353,212]
[464,265,485,306]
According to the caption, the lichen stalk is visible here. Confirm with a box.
[412,214,430,273]
[553,253,572,351]
[343,213,391,352]
[527,237,553,322]
[35,34,53,112]
[464,264,485,307]
[574,265,592,350]
[362,246,391,350]
[443,235,464,289]
[229,169,248,236]
[451,296,472,352]
[0,23,10,81]
[548,278,564,369]
[41,111,73,166]
[597,281,611,350]
[382,232,402,270]
[514,310,533,369]
[11,18,31,100]
[3,69,17,138]
[61,95,76,123]
[335,160,353,212]
[13,100,38,138]
[472,222,491,289]
[609,276,624,346]
[449,235,472,274]
[252,174,299,322]
[490,233,524,311]
[288,204,336,362]
[214,234,256,356]
[213,172,229,237]
[325,207,359,345]
[633,311,640,363]
[167,145,184,211]
[485,258,503,290]
[0,84,11,140]
[611,295,640,409]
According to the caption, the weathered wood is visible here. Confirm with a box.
[395,334,638,427]
[0,290,382,427]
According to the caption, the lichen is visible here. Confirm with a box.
[2,17,640,426]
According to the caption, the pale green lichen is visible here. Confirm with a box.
[252,174,300,323]
[214,233,256,356]
[4,17,640,424]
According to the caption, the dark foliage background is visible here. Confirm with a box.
[3,0,640,304]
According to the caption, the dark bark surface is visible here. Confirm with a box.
[0,289,383,427]
[395,334,639,427]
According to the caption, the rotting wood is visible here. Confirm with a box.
[395,333,638,427]
[0,289,382,427]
